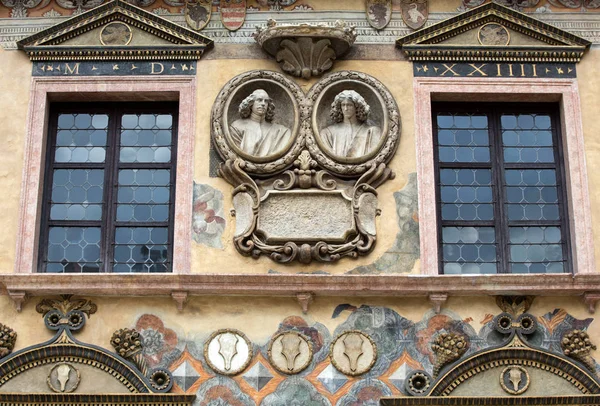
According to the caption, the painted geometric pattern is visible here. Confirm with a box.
[137,305,594,404]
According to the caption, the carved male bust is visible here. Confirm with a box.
[320,90,382,158]
[229,89,292,158]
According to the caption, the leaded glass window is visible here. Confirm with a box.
[39,103,178,273]
[433,103,570,274]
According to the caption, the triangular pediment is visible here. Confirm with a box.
[396,2,590,63]
[17,0,213,61]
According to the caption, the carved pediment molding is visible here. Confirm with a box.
[396,2,590,63]
[17,0,213,61]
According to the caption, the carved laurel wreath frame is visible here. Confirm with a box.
[212,70,400,263]
[203,328,253,376]
[329,330,378,377]
[267,331,314,375]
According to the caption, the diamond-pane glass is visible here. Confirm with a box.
[509,226,564,273]
[437,113,490,163]
[505,169,560,221]
[120,114,173,163]
[55,113,108,163]
[501,114,555,163]
[440,168,493,221]
[50,169,104,221]
[113,227,169,273]
[116,169,170,222]
[46,227,101,273]
[442,226,497,274]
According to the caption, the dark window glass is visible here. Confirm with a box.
[434,104,569,274]
[39,103,178,273]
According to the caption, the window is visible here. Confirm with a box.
[433,103,570,274]
[38,102,178,273]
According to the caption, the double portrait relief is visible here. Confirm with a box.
[214,70,397,174]
[212,70,399,263]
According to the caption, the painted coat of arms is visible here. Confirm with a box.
[220,0,246,31]
[184,0,212,31]
[366,0,392,30]
[401,0,428,30]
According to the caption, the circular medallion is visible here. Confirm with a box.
[100,22,133,46]
[500,365,530,395]
[478,23,510,46]
[268,331,313,374]
[211,70,304,175]
[330,330,377,376]
[405,370,432,396]
[204,329,253,375]
[47,363,80,393]
[307,70,400,176]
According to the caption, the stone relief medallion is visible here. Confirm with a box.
[330,331,377,376]
[204,329,253,376]
[268,331,313,374]
[212,70,304,174]
[100,22,133,46]
[500,365,530,395]
[47,363,80,393]
[478,23,510,46]
[308,71,400,176]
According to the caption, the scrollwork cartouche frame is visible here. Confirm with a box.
[213,70,400,263]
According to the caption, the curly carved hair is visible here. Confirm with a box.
[329,90,371,124]
[238,89,276,122]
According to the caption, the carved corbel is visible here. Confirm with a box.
[296,292,314,314]
[428,292,448,314]
[583,292,600,314]
[8,291,28,312]
[171,291,189,312]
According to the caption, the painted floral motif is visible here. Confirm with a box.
[335,379,392,406]
[192,183,226,249]
[135,314,179,367]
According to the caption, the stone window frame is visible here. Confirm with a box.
[414,77,595,276]
[14,76,196,275]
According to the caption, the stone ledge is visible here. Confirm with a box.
[0,273,598,298]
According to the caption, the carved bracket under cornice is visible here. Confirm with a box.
[254,19,357,79]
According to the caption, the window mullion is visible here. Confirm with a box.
[102,106,121,273]
[490,110,510,274]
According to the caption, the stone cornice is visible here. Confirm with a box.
[3,11,600,50]
[1,273,599,298]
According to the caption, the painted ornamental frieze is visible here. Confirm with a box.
[212,70,400,264]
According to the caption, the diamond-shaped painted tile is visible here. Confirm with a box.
[242,361,273,392]
[388,362,411,391]
[317,364,348,394]
[172,360,201,392]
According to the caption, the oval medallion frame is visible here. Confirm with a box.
[212,70,305,175]
[330,330,378,376]
[268,331,313,375]
[203,328,253,376]
[307,71,400,176]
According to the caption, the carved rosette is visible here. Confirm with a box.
[254,20,357,78]
[431,332,468,377]
[561,329,597,372]
[0,323,17,358]
[213,70,400,263]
